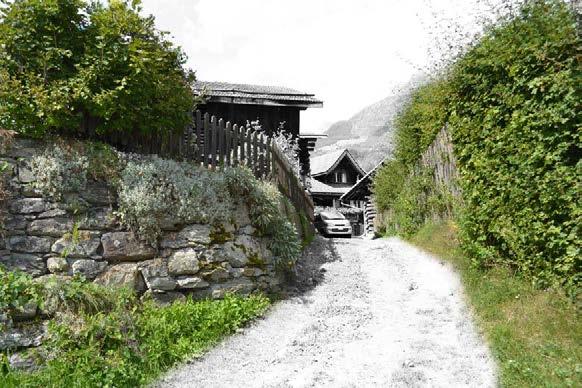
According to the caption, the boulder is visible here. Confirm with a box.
[71,259,107,279]
[147,277,177,291]
[4,215,28,230]
[9,198,47,214]
[94,263,146,292]
[0,253,46,276]
[27,218,74,237]
[177,224,211,245]
[9,236,53,253]
[9,351,41,372]
[168,248,200,275]
[101,232,155,261]
[17,165,35,183]
[0,324,46,351]
[51,231,102,258]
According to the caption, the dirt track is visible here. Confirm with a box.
[157,237,497,387]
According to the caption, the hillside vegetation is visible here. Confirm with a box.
[374,0,580,295]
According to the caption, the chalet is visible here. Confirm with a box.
[310,149,366,208]
[340,159,386,234]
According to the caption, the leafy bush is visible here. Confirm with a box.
[0,266,41,322]
[448,0,581,291]
[1,269,270,387]
[373,0,580,294]
[0,0,199,137]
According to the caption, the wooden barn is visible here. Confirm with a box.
[193,81,323,137]
[309,149,366,208]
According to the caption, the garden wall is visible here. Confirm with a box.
[0,138,285,307]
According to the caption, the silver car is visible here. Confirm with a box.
[314,211,352,237]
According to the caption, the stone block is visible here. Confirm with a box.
[78,208,117,230]
[9,198,47,214]
[94,263,146,292]
[37,209,67,219]
[51,231,101,258]
[0,252,47,276]
[147,277,177,291]
[210,278,255,299]
[168,248,200,275]
[221,242,249,267]
[177,224,211,245]
[27,218,73,237]
[4,215,27,230]
[176,276,209,289]
[0,324,47,351]
[17,166,35,183]
[101,232,155,261]
[143,290,185,306]
[47,256,69,273]
[9,236,53,254]
[71,259,107,279]
[80,183,116,206]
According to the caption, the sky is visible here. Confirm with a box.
[139,0,492,133]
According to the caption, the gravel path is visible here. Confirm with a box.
[157,237,497,388]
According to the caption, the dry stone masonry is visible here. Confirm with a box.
[1,139,285,305]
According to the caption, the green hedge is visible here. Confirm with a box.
[374,0,580,294]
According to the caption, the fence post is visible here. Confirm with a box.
[203,113,210,166]
[225,122,232,167]
[232,124,239,165]
[218,118,225,168]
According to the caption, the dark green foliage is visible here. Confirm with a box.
[1,268,270,387]
[0,0,199,137]
[374,0,580,293]
[448,0,581,292]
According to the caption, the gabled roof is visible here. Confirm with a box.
[340,158,387,201]
[193,81,323,108]
[311,149,366,177]
[309,179,351,196]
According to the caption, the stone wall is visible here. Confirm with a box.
[0,138,284,305]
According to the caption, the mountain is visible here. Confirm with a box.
[313,77,422,172]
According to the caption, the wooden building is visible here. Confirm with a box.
[310,149,366,208]
[193,81,323,137]
[340,159,386,235]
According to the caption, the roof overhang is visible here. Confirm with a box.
[311,149,367,178]
[201,96,323,109]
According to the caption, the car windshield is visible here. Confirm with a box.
[320,212,345,220]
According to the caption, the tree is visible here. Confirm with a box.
[0,0,200,137]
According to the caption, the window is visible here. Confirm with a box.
[334,170,347,183]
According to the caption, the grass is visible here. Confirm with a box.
[409,221,581,387]
[1,271,270,388]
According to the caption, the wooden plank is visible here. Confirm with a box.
[203,113,210,166]
[211,116,218,169]
[265,137,272,177]
[225,122,232,167]
[246,129,253,169]
[239,127,246,162]
[195,110,203,163]
[252,131,259,175]
[218,118,225,168]
[232,124,239,165]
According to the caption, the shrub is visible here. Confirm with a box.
[1,269,270,387]
[0,0,199,137]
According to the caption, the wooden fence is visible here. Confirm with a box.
[184,111,314,221]
[98,111,314,221]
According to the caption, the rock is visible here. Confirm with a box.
[94,263,146,292]
[140,258,168,278]
[17,165,35,183]
[232,202,251,227]
[210,278,255,299]
[229,267,244,278]
[37,209,68,219]
[0,253,47,276]
[80,183,116,206]
[177,224,211,245]
[9,351,41,372]
[21,185,43,198]
[12,301,38,322]
[221,242,249,267]
[0,324,46,351]
[9,236,53,253]
[51,231,101,258]
[235,234,261,253]
[159,235,191,249]
[78,208,117,230]
[71,259,107,279]
[27,218,74,237]
[47,256,69,273]
[200,266,230,282]
[238,225,256,235]
[176,277,209,289]
[101,232,155,261]
[143,290,185,306]
[148,277,177,291]
[168,248,200,275]
[4,215,28,230]
[9,198,47,214]
[243,267,265,277]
